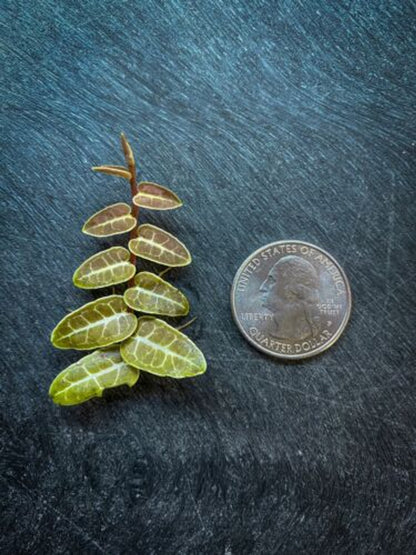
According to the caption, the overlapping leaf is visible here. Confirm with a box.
[92,165,131,179]
[124,272,189,316]
[73,247,136,289]
[129,224,191,267]
[49,348,140,406]
[133,182,182,210]
[82,203,136,237]
[51,295,137,350]
[120,316,206,378]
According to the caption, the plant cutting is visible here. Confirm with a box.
[49,133,206,406]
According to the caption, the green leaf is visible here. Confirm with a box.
[120,316,206,378]
[73,247,136,289]
[49,348,140,406]
[82,203,136,237]
[92,165,131,180]
[124,272,189,316]
[133,182,182,210]
[51,295,137,350]
[128,224,191,267]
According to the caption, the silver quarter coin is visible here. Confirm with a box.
[231,241,352,360]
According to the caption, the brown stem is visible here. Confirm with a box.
[120,133,139,288]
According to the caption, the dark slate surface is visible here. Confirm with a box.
[1,1,415,553]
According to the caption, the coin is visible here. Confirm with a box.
[231,241,351,360]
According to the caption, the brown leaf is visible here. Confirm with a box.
[133,182,182,210]
[120,133,135,166]
[129,224,191,267]
[92,165,131,180]
[82,203,136,237]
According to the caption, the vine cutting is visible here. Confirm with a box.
[49,134,206,406]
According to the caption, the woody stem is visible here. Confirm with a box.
[120,133,138,288]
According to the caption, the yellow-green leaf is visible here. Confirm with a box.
[73,247,136,289]
[51,295,137,350]
[49,348,139,406]
[133,182,182,210]
[120,316,206,378]
[128,224,191,267]
[82,203,136,237]
[124,272,189,316]
[92,165,131,179]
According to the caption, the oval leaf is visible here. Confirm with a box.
[51,295,137,350]
[133,182,182,210]
[120,316,206,378]
[82,203,136,237]
[92,165,131,179]
[49,348,139,406]
[124,272,189,316]
[73,247,136,289]
[129,224,191,267]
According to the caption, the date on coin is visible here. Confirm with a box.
[231,241,351,360]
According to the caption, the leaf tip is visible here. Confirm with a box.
[48,382,59,404]
[50,327,58,347]
[184,300,191,316]
[120,133,135,166]
[71,271,80,288]
[183,254,192,266]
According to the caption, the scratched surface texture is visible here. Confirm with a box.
[1,0,415,553]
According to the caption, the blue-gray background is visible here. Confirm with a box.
[1,1,415,553]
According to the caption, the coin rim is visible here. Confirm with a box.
[230,240,352,360]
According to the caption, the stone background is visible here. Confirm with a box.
[2,1,415,553]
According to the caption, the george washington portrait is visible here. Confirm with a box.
[260,255,321,341]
